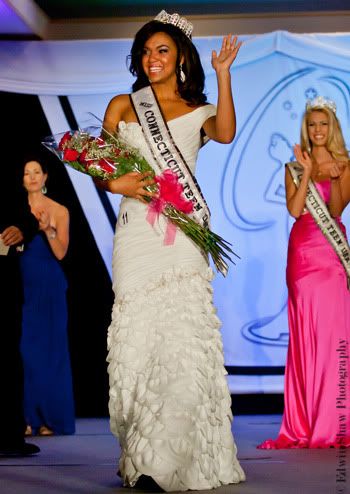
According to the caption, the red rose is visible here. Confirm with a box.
[58,131,72,150]
[79,149,88,165]
[98,159,115,174]
[63,148,80,161]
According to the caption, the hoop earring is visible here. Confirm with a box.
[42,185,47,195]
[179,63,186,83]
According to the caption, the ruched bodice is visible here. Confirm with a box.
[117,104,216,174]
[113,105,216,298]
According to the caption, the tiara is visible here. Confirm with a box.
[306,96,337,114]
[154,10,193,39]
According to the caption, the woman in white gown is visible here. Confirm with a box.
[102,11,245,491]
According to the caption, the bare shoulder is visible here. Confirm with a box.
[47,198,69,221]
[104,93,132,133]
[106,94,130,112]
[56,203,69,220]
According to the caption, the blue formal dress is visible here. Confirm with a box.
[20,233,75,434]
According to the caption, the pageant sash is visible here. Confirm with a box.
[130,86,210,228]
[287,161,350,285]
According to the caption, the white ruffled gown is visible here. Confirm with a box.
[107,104,245,491]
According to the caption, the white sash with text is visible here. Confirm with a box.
[131,86,210,228]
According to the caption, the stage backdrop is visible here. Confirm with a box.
[2,31,350,393]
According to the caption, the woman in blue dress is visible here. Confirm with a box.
[20,160,75,436]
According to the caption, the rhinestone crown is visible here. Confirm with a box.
[306,96,337,114]
[154,10,193,39]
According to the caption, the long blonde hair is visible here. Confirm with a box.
[300,106,349,163]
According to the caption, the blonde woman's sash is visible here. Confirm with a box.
[287,161,350,286]
[131,86,210,228]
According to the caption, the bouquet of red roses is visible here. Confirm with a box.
[42,127,237,275]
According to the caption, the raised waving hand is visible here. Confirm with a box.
[211,34,242,73]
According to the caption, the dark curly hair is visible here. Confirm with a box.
[129,20,207,106]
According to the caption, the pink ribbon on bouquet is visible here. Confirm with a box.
[146,169,194,245]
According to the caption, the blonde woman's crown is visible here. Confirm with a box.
[154,10,193,39]
[306,96,337,114]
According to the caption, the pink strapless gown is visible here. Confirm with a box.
[259,180,350,449]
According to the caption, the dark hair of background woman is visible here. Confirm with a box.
[17,151,49,193]
[22,157,48,175]
[129,21,207,106]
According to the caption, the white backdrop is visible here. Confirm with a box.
[2,31,350,392]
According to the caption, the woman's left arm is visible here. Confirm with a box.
[40,206,69,260]
[202,35,242,144]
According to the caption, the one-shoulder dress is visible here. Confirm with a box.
[106,105,245,491]
[20,233,75,435]
[259,180,350,449]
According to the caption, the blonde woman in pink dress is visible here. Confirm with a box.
[259,97,350,449]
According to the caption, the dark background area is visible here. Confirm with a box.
[32,0,350,18]
[1,90,113,418]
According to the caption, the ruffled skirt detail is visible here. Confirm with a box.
[107,267,245,491]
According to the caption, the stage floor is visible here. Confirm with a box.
[0,416,346,494]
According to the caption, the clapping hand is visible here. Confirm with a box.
[37,210,51,232]
[211,34,242,73]
[328,161,346,180]
[293,144,313,176]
